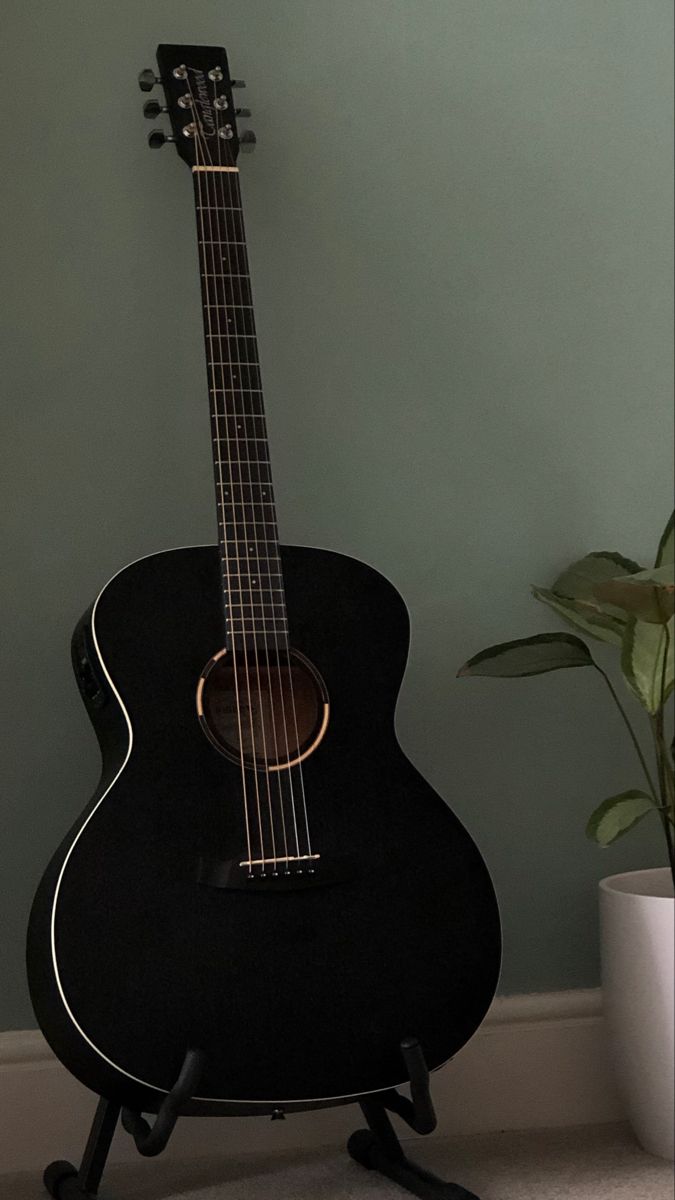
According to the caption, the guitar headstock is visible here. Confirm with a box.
[139,44,255,167]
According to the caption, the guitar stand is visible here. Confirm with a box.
[42,1039,480,1199]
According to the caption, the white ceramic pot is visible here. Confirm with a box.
[600,867,674,1159]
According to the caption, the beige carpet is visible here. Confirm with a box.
[3,1123,673,1199]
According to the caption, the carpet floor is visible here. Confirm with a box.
[3,1123,673,1199]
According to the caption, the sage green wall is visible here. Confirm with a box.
[2,1,672,1030]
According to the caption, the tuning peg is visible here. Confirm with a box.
[231,79,246,89]
[235,107,252,118]
[148,130,175,149]
[239,130,257,152]
[138,68,161,92]
[143,100,168,119]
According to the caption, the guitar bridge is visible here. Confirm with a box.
[196,853,351,892]
[238,853,320,872]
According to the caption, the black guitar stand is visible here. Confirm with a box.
[43,1040,480,1199]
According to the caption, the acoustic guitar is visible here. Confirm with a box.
[27,42,501,1117]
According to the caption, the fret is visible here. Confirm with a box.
[219,502,277,513]
[225,621,289,632]
[227,626,289,637]
[216,492,278,510]
[217,473,273,487]
[224,601,288,613]
[220,538,282,551]
[226,602,287,612]
[211,408,266,419]
[212,439,270,450]
[205,330,258,343]
[225,614,289,625]
[222,566,282,576]
[196,205,242,213]
[210,408,267,432]
[215,462,273,479]
[218,496,275,513]
[225,606,288,617]
[198,224,245,250]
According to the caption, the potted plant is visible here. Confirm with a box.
[458,513,674,1159]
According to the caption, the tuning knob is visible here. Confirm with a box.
[148,130,175,149]
[239,130,257,152]
[231,79,246,89]
[235,107,252,118]
[138,68,161,92]
[143,100,167,119]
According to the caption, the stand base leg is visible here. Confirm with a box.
[348,1102,481,1200]
[44,1097,120,1198]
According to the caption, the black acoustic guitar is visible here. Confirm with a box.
[27,43,500,1118]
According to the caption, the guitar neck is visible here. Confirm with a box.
[192,166,288,650]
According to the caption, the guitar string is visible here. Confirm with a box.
[187,79,266,874]
[219,169,314,865]
[205,109,280,875]
[220,147,312,864]
[191,114,259,873]
[210,85,295,869]
[212,110,313,865]
[189,69,314,870]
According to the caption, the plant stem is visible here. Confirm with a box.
[651,717,675,885]
[595,666,660,799]
[652,621,675,885]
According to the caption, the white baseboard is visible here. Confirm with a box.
[0,990,623,1175]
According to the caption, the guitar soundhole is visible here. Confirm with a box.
[197,647,329,771]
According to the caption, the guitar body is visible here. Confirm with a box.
[28,543,500,1114]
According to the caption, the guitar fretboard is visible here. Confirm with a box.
[193,168,288,650]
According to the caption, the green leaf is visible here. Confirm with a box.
[594,566,675,624]
[458,633,595,678]
[586,790,656,846]
[552,551,643,610]
[656,511,674,568]
[532,586,624,645]
[621,616,675,713]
